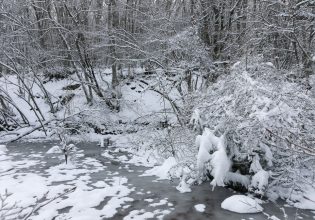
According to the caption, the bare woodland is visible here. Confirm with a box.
[1,0,315,216]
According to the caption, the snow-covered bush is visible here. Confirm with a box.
[192,56,315,198]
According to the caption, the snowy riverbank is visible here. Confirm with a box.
[1,141,314,220]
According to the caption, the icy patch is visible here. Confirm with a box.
[221,195,263,213]
[194,204,206,212]
[141,157,176,180]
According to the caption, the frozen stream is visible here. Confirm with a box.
[1,141,314,220]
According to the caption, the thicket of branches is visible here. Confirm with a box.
[1,0,315,198]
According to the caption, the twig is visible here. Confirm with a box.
[23,187,76,220]
[266,128,315,156]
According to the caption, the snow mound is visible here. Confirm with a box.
[194,204,206,212]
[46,145,62,154]
[0,161,13,172]
[0,145,7,154]
[221,195,263,213]
[249,170,269,195]
[176,178,192,193]
[141,157,177,180]
[101,150,115,159]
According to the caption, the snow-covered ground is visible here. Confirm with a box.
[1,68,315,220]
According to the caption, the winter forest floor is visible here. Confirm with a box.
[1,64,315,220]
[1,140,314,220]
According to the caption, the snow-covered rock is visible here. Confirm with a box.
[221,195,263,213]
[141,157,177,180]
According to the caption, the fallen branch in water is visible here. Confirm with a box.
[0,119,56,144]
[0,110,90,144]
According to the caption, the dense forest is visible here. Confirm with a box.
[1,0,315,219]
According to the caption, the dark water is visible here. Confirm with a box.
[6,141,315,220]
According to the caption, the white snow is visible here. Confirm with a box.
[189,109,204,132]
[123,209,171,220]
[249,154,263,173]
[0,160,13,172]
[194,204,206,212]
[176,178,192,193]
[249,170,269,195]
[196,128,219,176]
[0,145,137,220]
[225,171,250,189]
[291,185,315,210]
[260,143,273,167]
[150,199,168,207]
[46,145,62,154]
[210,135,231,189]
[92,181,109,188]
[141,157,177,180]
[0,144,8,153]
[126,149,158,167]
[221,195,263,213]
[100,137,105,147]
[102,150,115,159]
